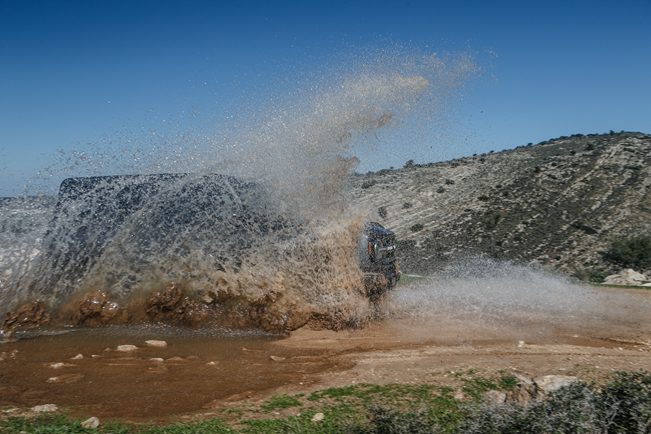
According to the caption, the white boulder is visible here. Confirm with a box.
[32,404,58,412]
[145,340,167,347]
[483,390,507,404]
[534,375,579,393]
[81,417,100,429]
[603,269,648,286]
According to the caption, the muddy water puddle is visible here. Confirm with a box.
[0,326,342,420]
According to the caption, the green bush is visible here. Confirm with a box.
[460,382,599,434]
[404,160,414,169]
[602,236,651,270]
[479,213,502,231]
[351,372,651,434]
[403,202,413,209]
[445,179,455,185]
[411,223,424,232]
[571,268,607,283]
[362,180,377,189]
[597,371,651,432]
[378,206,387,218]
[571,221,598,235]
[437,187,446,194]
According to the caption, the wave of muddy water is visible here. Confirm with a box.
[1,48,483,335]
[2,215,370,336]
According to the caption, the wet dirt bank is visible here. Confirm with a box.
[1,285,650,422]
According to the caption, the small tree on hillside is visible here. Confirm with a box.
[601,236,651,270]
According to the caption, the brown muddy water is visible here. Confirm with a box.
[0,326,346,421]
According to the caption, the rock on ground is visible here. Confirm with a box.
[31,404,57,412]
[116,345,138,352]
[507,381,539,406]
[46,374,84,384]
[145,340,167,347]
[483,390,506,404]
[48,362,75,369]
[534,375,579,394]
[603,269,649,286]
[505,374,580,406]
[81,417,100,428]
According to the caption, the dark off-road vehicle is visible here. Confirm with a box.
[30,173,399,302]
[358,222,401,296]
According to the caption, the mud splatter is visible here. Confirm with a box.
[51,283,363,335]
[0,300,50,339]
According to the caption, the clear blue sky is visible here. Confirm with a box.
[1,0,650,196]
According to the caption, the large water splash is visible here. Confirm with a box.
[382,256,651,343]
[1,47,485,334]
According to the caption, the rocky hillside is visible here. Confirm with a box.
[349,131,651,277]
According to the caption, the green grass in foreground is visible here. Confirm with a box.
[0,413,133,434]
[3,371,650,433]
[260,394,303,413]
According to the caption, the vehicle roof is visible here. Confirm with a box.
[364,222,395,238]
